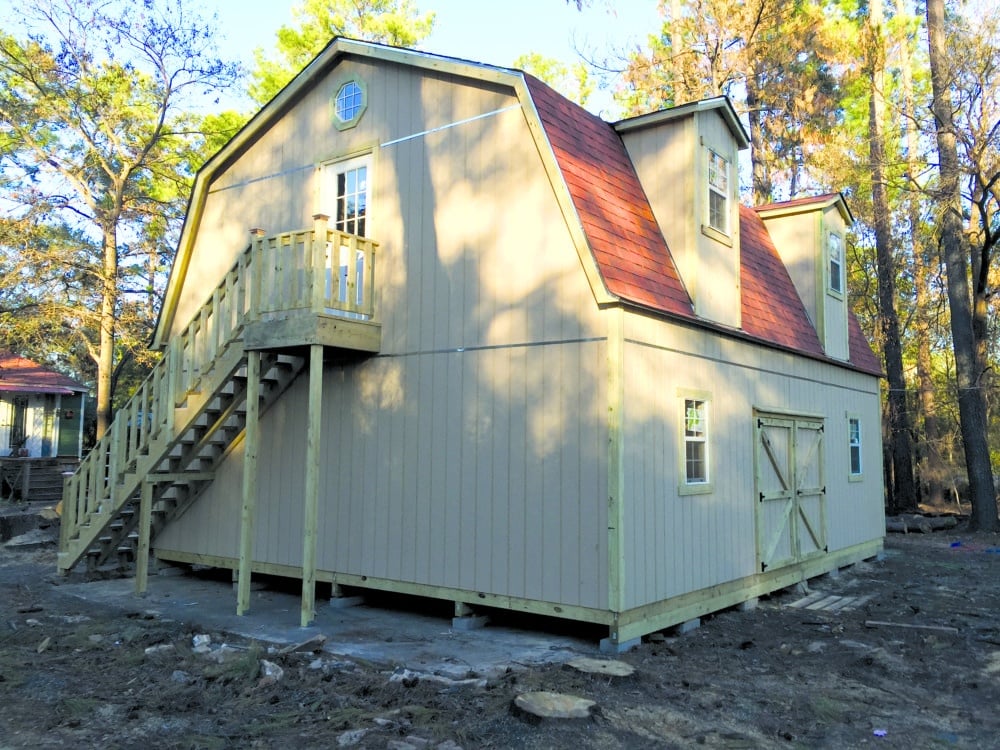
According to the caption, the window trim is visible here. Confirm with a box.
[679,389,713,495]
[828,231,844,298]
[331,77,368,131]
[848,414,863,480]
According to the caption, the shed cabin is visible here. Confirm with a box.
[0,351,87,502]
[58,39,884,650]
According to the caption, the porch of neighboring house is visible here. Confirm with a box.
[58,217,379,628]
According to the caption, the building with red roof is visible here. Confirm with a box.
[0,351,87,459]
[61,40,884,650]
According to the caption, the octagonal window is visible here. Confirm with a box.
[333,80,366,130]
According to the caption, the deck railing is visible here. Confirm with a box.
[59,216,376,568]
[252,216,377,321]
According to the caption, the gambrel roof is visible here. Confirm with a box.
[525,75,693,318]
[155,39,881,377]
[524,75,880,376]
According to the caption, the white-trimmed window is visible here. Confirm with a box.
[683,398,710,488]
[848,416,863,477]
[828,232,844,295]
[707,149,730,234]
[334,160,368,238]
[332,79,367,130]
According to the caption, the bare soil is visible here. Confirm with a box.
[1,512,999,749]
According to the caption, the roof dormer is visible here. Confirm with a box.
[616,97,749,329]
[755,194,854,360]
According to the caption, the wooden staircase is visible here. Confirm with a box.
[58,217,379,574]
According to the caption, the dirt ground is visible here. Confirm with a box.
[1,511,999,749]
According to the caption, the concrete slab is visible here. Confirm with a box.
[55,572,597,679]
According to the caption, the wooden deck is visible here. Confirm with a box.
[243,218,380,354]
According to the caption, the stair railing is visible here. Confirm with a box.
[59,219,376,568]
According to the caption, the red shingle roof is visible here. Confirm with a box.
[524,75,693,316]
[848,314,883,376]
[0,351,87,394]
[739,206,825,357]
[524,75,881,376]
[756,193,842,213]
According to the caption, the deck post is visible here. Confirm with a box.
[248,228,266,323]
[301,343,323,627]
[311,214,329,314]
[134,480,153,595]
[236,350,261,616]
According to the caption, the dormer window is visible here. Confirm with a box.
[707,149,729,234]
[828,232,844,295]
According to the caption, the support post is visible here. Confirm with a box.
[236,350,261,615]
[301,344,323,626]
[134,480,153,595]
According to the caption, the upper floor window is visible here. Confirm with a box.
[828,232,844,295]
[332,80,367,130]
[848,416,863,477]
[707,149,729,234]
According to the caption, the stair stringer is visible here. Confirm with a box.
[58,339,248,572]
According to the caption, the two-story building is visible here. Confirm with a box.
[58,39,883,651]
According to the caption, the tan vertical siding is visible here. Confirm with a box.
[621,311,882,611]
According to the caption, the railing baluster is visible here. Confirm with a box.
[367,240,376,318]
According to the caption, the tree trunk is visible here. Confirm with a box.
[869,0,916,513]
[745,72,772,205]
[926,0,998,530]
[97,227,117,440]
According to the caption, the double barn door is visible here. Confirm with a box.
[754,413,827,572]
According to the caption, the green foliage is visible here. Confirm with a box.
[513,52,593,108]
[248,0,435,106]
[617,0,846,202]
[0,0,240,431]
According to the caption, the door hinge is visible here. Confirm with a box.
[759,492,765,503]
[761,562,768,572]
